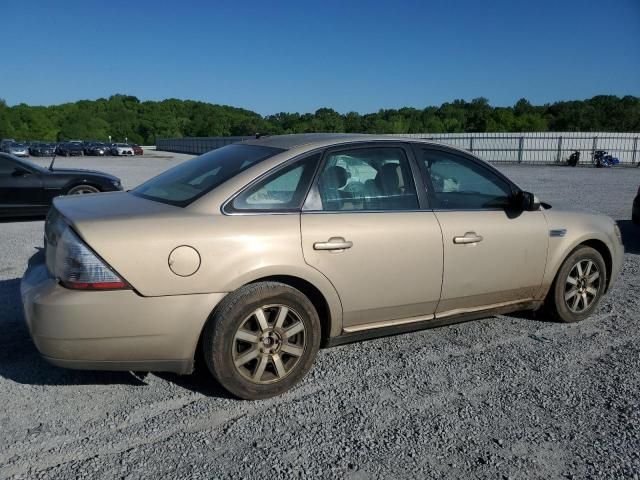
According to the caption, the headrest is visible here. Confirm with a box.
[376,163,401,192]
[321,165,349,190]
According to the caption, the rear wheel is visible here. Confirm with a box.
[67,184,100,195]
[546,246,607,323]
[202,282,321,400]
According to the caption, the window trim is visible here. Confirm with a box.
[302,141,429,213]
[221,148,324,215]
[412,144,520,211]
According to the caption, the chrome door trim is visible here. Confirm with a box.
[343,313,436,333]
[436,298,534,319]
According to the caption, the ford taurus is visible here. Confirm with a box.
[21,134,624,399]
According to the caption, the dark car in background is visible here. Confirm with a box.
[0,152,122,218]
[0,139,16,152]
[56,141,84,156]
[29,142,57,157]
[131,144,143,155]
[85,142,110,156]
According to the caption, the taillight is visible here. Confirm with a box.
[49,220,129,290]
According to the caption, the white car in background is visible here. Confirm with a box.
[112,143,134,156]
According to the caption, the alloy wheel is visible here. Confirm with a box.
[564,259,601,313]
[232,304,306,384]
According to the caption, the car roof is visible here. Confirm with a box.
[239,133,442,150]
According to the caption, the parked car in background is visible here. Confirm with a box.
[112,143,134,156]
[0,139,16,152]
[56,141,84,156]
[29,142,57,157]
[131,144,143,155]
[0,152,122,217]
[5,142,30,157]
[633,185,640,225]
[20,134,624,400]
[85,142,110,156]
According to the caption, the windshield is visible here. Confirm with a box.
[132,144,284,207]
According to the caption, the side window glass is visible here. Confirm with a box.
[0,158,16,175]
[232,153,319,211]
[315,147,419,211]
[422,150,512,209]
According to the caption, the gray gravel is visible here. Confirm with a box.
[1,154,639,479]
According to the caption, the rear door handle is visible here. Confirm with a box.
[313,237,353,251]
[453,232,483,244]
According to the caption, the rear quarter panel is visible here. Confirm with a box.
[70,210,344,336]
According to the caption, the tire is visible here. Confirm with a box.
[545,246,607,323]
[67,184,100,195]
[202,282,321,400]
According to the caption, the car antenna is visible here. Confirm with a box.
[48,150,57,171]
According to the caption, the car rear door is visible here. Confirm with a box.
[300,143,444,331]
[0,156,45,212]
[414,145,548,316]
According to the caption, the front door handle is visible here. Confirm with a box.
[313,237,353,251]
[453,232,483,244]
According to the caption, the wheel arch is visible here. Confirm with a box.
[579,239,613,292]
[544,237,614,299]
[64,180,104,194]
[246,275,333,344]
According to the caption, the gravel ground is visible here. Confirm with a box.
[1,154,639,479]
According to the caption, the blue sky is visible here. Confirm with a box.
[2,0,639,115]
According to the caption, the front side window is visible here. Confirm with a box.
[133,144,284,207]
[231,153,320,211]
[421,150,512,209]
[314,147,419,211]
[0,157,16,175]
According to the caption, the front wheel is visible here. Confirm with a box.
[545,246,607,323]
[67,184,100,195]
[202,282,321,400]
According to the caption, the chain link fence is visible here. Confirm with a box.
[157,132,640,166]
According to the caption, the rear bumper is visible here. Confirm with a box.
[21,258,225,374]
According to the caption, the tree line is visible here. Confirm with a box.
[0,94,638,145]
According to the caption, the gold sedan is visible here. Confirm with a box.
[21,134,624,399]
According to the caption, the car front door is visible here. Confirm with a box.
[300,143,443,331]
[0,156,45,213]
[415,146,548,316]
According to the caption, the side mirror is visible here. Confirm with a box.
[12,167,31,177]
[513,190,540,211]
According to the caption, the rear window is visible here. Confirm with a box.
[132,144,284,207]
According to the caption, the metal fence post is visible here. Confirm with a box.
[469,137,474,153]
[518,136,524,163]
[556,136,563,163]
[632,137,638,165]
[592,136,598,155]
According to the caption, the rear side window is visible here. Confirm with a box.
[132,144,284,207]
[313,147,419,211]
[230,153,320,212]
